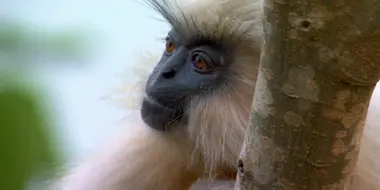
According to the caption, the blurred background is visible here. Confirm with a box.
[0,0,169,189]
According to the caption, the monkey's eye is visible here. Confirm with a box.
[165,40,175,53]
[191,52,212,73]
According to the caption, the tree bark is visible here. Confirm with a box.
[190,180,235,190]
[235,0,380,189]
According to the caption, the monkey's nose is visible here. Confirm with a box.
[161,69,176,79]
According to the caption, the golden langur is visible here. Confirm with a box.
[57,0,380,189]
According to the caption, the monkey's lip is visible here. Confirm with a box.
[143,93,172,110]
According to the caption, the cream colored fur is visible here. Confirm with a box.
[56,0,380,189]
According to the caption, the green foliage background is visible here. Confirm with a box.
[0,73,61,190]
[0,17,88,190]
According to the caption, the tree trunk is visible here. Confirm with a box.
[235,0,380,189]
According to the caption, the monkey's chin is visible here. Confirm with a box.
[140,95,183,131]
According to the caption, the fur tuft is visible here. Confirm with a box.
[143,0,263,50]
[187,55,260,177]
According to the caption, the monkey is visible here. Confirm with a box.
[55,0,380,189]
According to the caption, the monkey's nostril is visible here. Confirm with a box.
[161,69,176,79]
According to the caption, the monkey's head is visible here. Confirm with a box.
[140,0,263,169]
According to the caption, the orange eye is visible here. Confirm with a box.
[166,40,175,53]
[192,53,212,73]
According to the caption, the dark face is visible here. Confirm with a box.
[140,29,233,131]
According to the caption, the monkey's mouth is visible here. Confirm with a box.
[140,94,184,131]
[143,94,170,109]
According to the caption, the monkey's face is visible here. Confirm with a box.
[141,30,233,131]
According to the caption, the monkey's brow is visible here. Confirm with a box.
[166,33,176,40]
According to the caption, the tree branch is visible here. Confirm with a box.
[236,0,380,189]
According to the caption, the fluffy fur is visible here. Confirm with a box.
[56,0,380,189]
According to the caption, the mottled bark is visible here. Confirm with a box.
[190,180,235,190]
[235,0,380,189]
